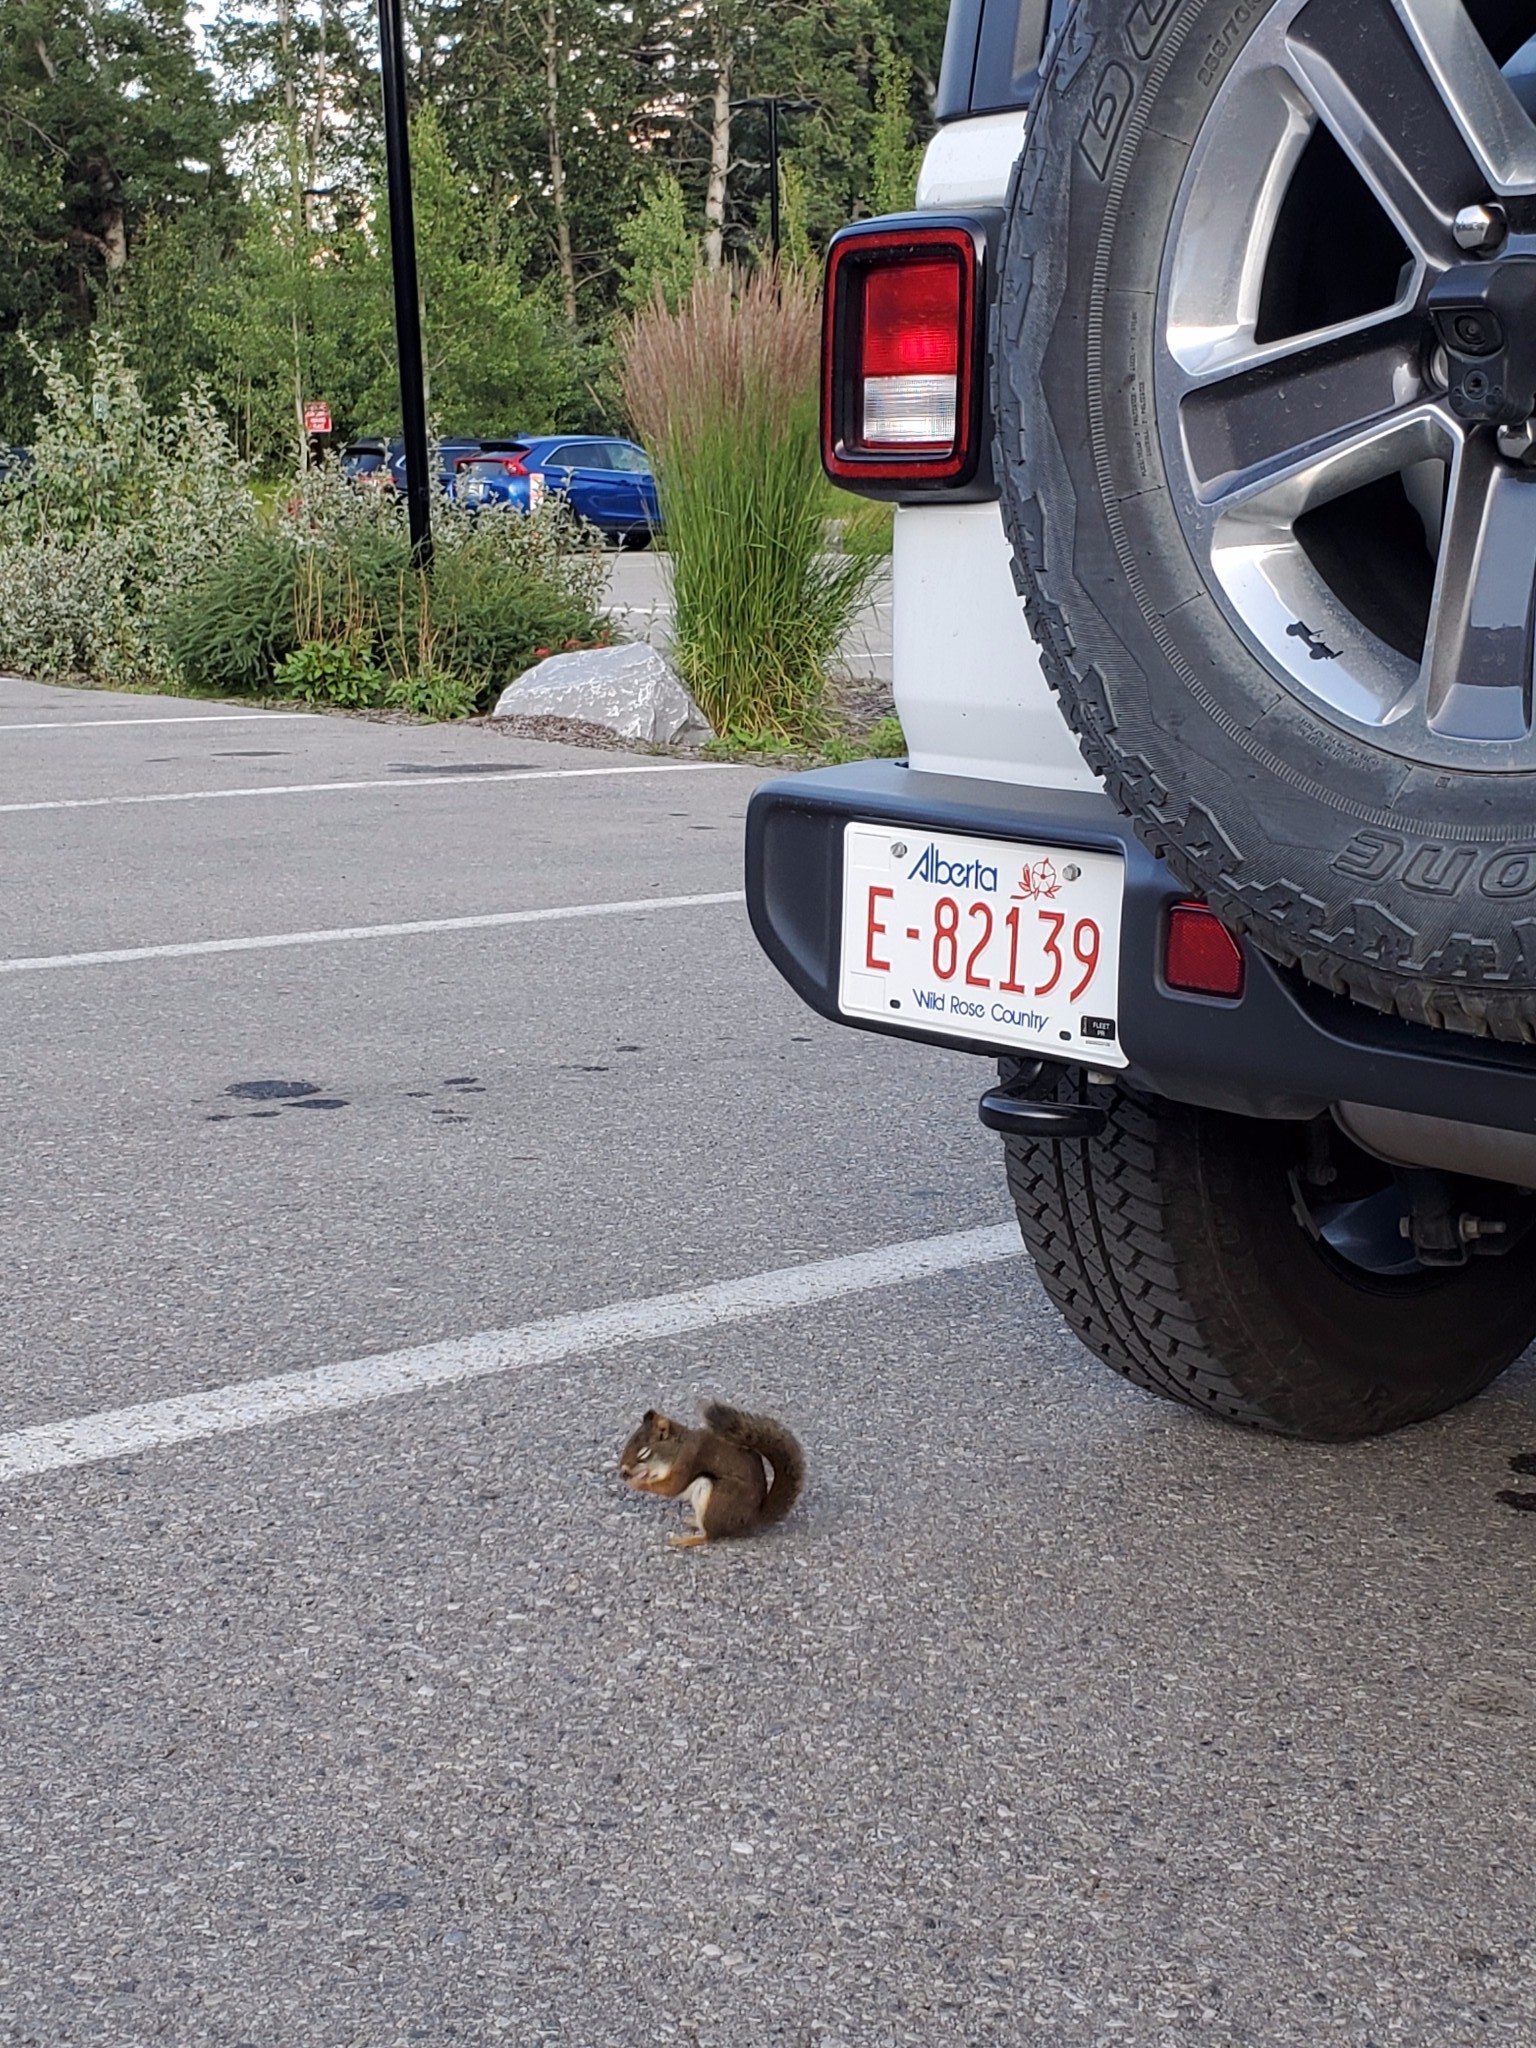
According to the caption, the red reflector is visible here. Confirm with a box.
[1165,903,1245,999]
[862,261,961,379]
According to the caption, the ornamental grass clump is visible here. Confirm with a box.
[619,266,876,744]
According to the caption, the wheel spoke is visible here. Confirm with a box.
[1180,317,1425,508]
[1285,0,1536,255]
[1422,431,1536,741]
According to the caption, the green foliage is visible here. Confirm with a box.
[618,175,700,314]
[0,335,253,687]
[366,110,584,437]
[823,712,909,761]
[387,669,481,720]
[163,475,606,714]
[620,266,877,745]
[172,108,589,468]
[834,493,895,558]
[870,29,924,216]
[778,160,815,279]
[0,0,234,440]
[0,4,945,442]
[273,637,383,705]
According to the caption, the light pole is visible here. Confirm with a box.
[730,97,814,258]
[377,0,432,570]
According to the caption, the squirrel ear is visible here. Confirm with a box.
[641,1408,656,1425]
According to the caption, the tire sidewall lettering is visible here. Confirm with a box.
[1333,833,1536,904]
[1078,0,1191,180]
[1078,62,1136,179]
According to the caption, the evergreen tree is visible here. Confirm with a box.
[617,173,698,311]
[0,0,232,435]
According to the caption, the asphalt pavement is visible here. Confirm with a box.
[1,672,1534,2047]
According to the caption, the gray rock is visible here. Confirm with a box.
[493,642,712,746]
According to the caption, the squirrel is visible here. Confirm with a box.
[618,1400,805,1548]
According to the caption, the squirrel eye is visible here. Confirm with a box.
[637,1447,651,1460]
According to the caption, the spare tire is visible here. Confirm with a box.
[997,0,1536,1041]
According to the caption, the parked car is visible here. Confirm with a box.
[450,445,547,516]
[339,437,391,484]
[386,437,484,496]
[745,0,1536,1444]
[515,436,660,545]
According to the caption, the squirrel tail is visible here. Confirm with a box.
[701,1400,805,1523]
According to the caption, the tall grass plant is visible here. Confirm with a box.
[619,266,876,743]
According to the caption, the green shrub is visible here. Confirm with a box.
[0,337,254,689]
[163,473,606,714]
[165,526,304,695]
[862,713,907,758]
[387,669,480,720]
[273,639,386,707]
[618,266,878,745]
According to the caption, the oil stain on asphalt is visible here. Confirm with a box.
[205,1077,492,1122]
[206,1080,346,1121]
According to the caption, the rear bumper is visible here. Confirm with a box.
[745,761,1536,1129]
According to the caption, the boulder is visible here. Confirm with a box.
[493,642,712,746]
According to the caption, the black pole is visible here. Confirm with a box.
[377,0,432,571]
[766,97,781,258]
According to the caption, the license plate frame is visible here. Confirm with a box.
[838,822,1127,1067]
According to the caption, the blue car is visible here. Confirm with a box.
[453,436,660,546]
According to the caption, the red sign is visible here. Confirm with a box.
[303,402,332,435]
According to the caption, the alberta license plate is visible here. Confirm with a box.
[839,823,1126,1066]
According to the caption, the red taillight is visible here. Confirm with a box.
[823,221,980,486]
[1165,903,1246,1001]
[861,262,961,449]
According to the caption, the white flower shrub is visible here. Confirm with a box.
[0,337,255,689]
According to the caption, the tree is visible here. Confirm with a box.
[0,0,232,435]
[617,172,698,312]
[869,28,921,215]
[357,106,583,435]
[197,106,585,465]
[429,0,668,314]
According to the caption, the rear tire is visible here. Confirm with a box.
[1001,1062,1536,1438]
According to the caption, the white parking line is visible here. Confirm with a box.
[0,761,709,816]
[0,1226,1021,1483]
[0,891,745,974]
[0,712,319,732]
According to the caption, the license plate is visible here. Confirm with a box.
[839,823,1126,1066]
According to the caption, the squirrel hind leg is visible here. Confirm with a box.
[670,1481,712,1550]
[679,1476,713,1533]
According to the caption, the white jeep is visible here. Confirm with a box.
[747,0,1536,1438]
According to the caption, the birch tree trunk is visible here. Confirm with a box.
[703,42,732,271]
[543,0,578,320]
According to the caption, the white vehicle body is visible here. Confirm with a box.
[895,114,1095,792]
